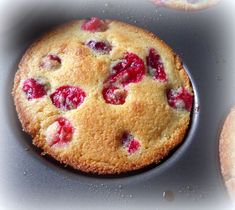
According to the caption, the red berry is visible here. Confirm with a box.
[46,117,74,146]
[167,87,193,112]
[109,52,145,86]
[86,40,111,54]
[81,17,107,32]
[102,52,145,105]
[122,132,140,154]
[40,54,61,70]
[102,86,127,105]
[128,140,140,154]
[22,78,47,100]
[146,48,167,82]
[50,86,86,111]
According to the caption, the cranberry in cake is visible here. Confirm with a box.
[50,85,86,111]
[13,17,193,174]
[40,54,61,70]
[45,117,74,146]
[86,40,112,54]
[146,48,167,82]
[22,78,48,100]
[81,17,108,32]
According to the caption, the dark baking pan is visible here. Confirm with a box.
[1,0,234,209]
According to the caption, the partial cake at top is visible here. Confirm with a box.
[152,0,220,10]
[12,17,193,174]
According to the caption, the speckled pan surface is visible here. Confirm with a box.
[1,0,234,210]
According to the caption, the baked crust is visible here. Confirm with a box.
[219,107,235,200]
[12,19,193,174]
[151,0,220,11]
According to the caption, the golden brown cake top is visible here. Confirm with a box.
[13,18,193,174]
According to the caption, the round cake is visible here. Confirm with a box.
[12,17,193,174]
[219,107,235,200]
[151,0,220,10]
